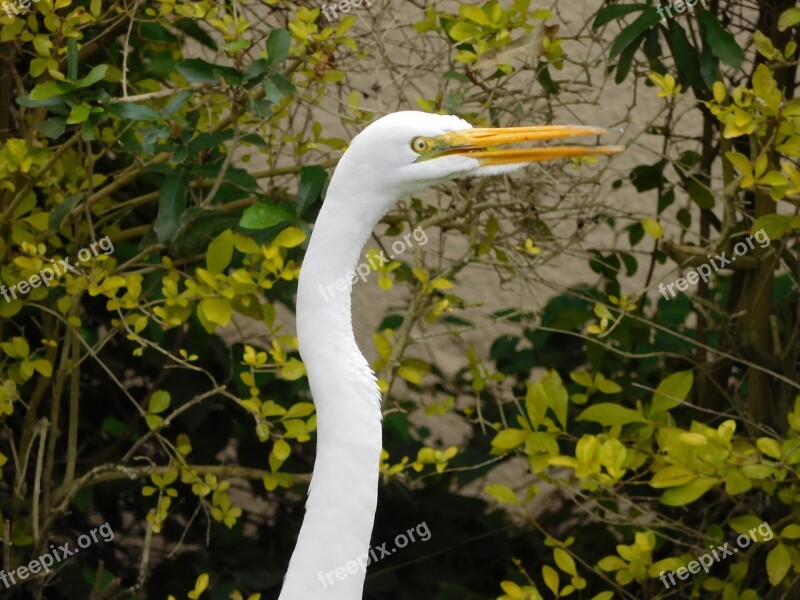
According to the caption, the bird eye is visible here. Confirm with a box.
[410,136,432,154]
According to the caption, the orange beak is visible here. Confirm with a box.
[424,125,624,166]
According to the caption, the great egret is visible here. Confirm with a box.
[279,111,622,599]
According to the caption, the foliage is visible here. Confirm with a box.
[1,0,799,599]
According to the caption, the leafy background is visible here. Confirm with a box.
[1,0,799,599]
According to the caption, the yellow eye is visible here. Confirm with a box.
[410,136,432,154]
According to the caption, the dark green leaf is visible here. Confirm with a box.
[699,42,720,88]
[610,8,661,59]
[686,178,714,209]
[243,59,269,87]
[175,18,218,50]
[267,28,292,64]
[628,222,645,246]
[176,59,241,85]
[175,209,241,256]
[67,38,78,82]
[240,202,294,230]
[108,102,162,122]
[657,188,675,213]
[153,169,189,243]
[140,22,178,43]
[537,65,560,94]
[668,23,705,91]
[296,166,328,216]
[264,79,281,104]
[592,3,649,29]
[630,160,665,192]
[620,252,638,276]
[442,70,469,82]
[187,130,234,155]
[240,133,268,148]
[39,117,68,139]
[163,90,192,117]
[270,73,295,96]
[17,94,66,109]
[48,193,82,230]
[615,31,645,83]
[698,11,743,68]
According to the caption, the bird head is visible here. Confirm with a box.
[331,111,624,205]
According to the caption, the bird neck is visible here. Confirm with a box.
[280,190,386,600]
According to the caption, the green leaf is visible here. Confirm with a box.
[66,103,91,124]
[592,3,649,29]
[615,31,645,83]
[162,90,192,117]
[296,165,328,215]
[668,23,705,92]
[48,193,82,230]
[108,102,162,122]
[609,8,660,59]
[766,543,790,586]
[29,81,70,101]
[686,178,714,209]
[267,28,292,64]
[74,64,108,89]
[175,18,218,50]
[698,11,744,68]
[239,202,293,230]
[752,214,791,241]
[577,403,648,426]
[652,371,693,413]
[39,117,68,139]
[176,58,240,85]
[149,390,171,414]
[187,130,234,156]
[67,38,79,81]
[243,59,269,87]
[153,169,189,243]
[660,477,716,506]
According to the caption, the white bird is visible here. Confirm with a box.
[279,111,622,599]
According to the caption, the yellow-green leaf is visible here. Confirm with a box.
[491,428,528,451]
[149,390,171,414]
[485,483,520,505]
[766,543,790,586]
[272,226,306,248]
[577,403,647,427]
[273,439,291,461]
[660,477,716,506]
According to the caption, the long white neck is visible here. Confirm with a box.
[279,176,389,599]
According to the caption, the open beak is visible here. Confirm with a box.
[426,125,624,166]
